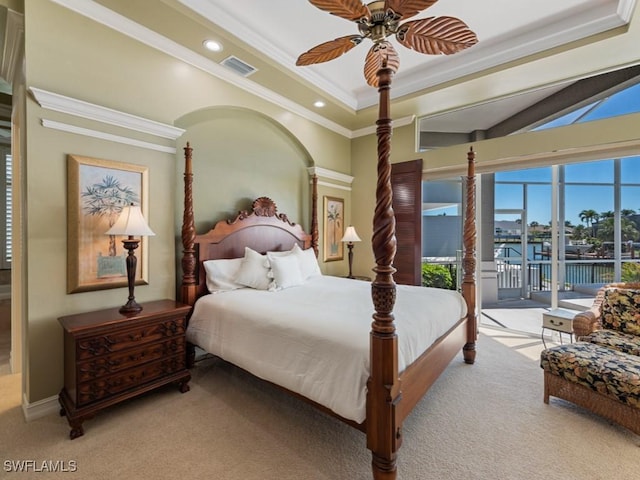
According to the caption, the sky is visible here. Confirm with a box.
[424,82,640,226]
[495,158,640,226]
[494,82,640,226]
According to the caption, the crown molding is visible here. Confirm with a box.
[357,0,636,109]
[49,0,352,139]
[0,9,24,86]
[29,87,184,140]
[177,0,358,111]
[308,166,354,186]
[41,119,177,154]
[179,0,636,111]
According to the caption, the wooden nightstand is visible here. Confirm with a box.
[58,299,192,439]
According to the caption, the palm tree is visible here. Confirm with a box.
[622,208,636,217]
[579,209,599,237]
[82,175,139,256]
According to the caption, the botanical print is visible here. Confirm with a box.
[323,196,344,262]
[67,155,149,293]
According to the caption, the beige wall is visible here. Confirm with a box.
[21,0,350,403]
[22,0,640,406]
[350,122,419,278]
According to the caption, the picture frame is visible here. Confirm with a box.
[67,155,150,293]
[323,196,344,262]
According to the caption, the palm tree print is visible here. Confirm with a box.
[81,175,139,256]
[327,203,342,255]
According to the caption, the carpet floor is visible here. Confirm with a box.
[1,327,638,479]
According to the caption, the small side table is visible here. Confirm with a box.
[542,308,576,348]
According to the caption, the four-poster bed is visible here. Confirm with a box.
[179,143,477,479]
[180,3,478,479]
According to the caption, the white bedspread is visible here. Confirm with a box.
[186,275,467,423]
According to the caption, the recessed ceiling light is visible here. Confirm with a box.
[203,40,223,52]
[314,100,325,108]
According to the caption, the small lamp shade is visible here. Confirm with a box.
[341,226,361,243]
[106,205,155,237]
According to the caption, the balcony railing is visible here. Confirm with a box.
[424,257,640,293]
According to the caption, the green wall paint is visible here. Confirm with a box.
[20,1,351,403]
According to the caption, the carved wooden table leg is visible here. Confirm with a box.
[179,374,191,393]
[68,420,84,440]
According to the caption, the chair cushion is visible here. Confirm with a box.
[583,329,640,356]
[601,288,640,336]
[540,342,640,409]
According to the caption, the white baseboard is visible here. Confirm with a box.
[22,393,59,421]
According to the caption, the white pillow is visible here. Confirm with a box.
[293,244,322,280]
[235,247,272,290]
[267,252,304,290]
[266,245,296,258]
[203,258,244,293]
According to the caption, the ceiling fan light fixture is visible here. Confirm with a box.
[203,39,223,52]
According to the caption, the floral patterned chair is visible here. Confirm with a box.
[573,282,640,355]
[540,282,640,435]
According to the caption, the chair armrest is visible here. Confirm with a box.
[573,309,601,338]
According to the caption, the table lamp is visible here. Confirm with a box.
[341,225,361,279]
[106,204,155,314]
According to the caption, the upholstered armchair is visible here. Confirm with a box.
[573,282,640,356]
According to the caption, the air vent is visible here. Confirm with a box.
[220,56,257,77]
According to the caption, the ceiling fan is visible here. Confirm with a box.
[296,0,478,87]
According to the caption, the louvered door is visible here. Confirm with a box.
[391,159,422,286]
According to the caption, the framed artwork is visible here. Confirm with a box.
[323,196,344,262]
[67,155,150,293]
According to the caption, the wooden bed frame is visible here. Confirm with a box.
[179,64,476,480]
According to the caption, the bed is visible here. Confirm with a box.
[179,68,477,480]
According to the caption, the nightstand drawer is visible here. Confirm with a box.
[76,317,186,360]
[77,338,185,382]
[542,310,575,333]
[76,354,186,406]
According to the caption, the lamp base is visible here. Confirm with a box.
[119,299,143,315]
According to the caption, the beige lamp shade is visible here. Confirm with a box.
[106,204,155,237]
[341,226,361,243]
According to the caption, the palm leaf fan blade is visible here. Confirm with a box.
[297,35,363,66]
[364,41,400,87]
[309,0,371,22]
[396,16,478,55]
[384,0,439,20]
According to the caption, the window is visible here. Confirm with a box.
[2,150,11,269]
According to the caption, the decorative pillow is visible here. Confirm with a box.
[203,258,244,293]
[235,247,272,290]
[293,244,322,280]
[267,252,304,290]
[601,288,640,336]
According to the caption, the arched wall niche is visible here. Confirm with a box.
[175,106,315,235]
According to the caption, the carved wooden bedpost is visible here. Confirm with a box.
[462,147,477,364]
[367,62,401,480]
[181,142,197,307]
[311,174,319,257]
